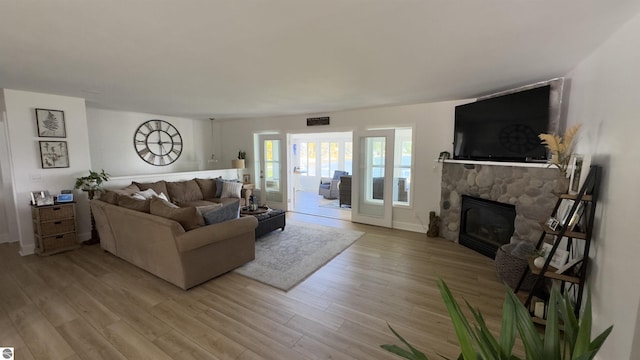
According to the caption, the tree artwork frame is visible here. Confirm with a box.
[35,108,66,138]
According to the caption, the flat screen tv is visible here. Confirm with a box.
[453,85,551,162]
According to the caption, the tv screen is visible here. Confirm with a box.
[453,85,550,162]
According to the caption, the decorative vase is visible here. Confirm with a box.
[533,256,546,268]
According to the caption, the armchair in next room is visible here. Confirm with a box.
[318,170,349,199]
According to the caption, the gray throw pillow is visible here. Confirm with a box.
[214,178,225,197]
[202,200,240,225]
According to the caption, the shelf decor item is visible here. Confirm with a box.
[538,124,581,178]
[39,141,69,168]
[35,108,66,138]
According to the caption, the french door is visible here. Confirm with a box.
[351,129,395,228]
[258,134,286,209]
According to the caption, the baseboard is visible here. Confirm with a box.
[19,244,35,256]
[392,221,426,234]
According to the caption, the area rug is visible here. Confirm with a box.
[233,222,364,291]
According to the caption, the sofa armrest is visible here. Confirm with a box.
[175,216,258,253]
[320,177,332,184]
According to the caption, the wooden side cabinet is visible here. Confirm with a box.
[32,202,81,256]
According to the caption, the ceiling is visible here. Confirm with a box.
[1,1,639,120]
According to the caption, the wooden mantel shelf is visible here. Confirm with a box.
[438,159,553,168]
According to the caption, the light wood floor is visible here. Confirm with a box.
[0,213,515,360]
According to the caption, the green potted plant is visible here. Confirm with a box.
[74,169,111,191]
[382,279,612,360]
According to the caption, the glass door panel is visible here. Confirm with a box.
[259,135,285,207]
[351,129,394,227]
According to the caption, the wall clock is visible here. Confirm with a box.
[133,120,183,166]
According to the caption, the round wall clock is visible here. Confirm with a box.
[133,119,183,166]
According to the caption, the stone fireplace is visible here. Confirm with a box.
[440,162,565,247]
[459,195,516,259]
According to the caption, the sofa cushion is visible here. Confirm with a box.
[99,190,120,205]
[195,177,219,199]
[118,196,151,213]
[220,181,243,199]
[149,197,204,231]
[133,181,169,201]
[202,200,240,225]
[166,179,204,205]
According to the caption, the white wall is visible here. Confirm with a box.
[2,89,92,254]
[218,101,466,232]
[86,108,217,176]
[565,12,640,360]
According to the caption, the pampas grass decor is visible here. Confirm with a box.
[539,124,581,177]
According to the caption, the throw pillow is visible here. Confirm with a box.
[214,178,225,197]
[220,181,243,199]
[117,196,151,213]
[133,181,169,201]
[196,203,223,218]
[202,200,240,225]
[131,193,146,200]
[112,183,140,196]
[156,192,170,202]
[134,188,158,199]
[149,197,204,231]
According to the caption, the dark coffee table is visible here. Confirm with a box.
[241,208,286,238]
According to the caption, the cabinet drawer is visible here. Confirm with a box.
[36,205,74,221]
[38,219,75,236]
[40,233,78,253]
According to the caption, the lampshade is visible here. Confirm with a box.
[232,159,245,169]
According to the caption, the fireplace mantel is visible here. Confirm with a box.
[440,159,552,168]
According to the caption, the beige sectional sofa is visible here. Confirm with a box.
[90,178,258,289]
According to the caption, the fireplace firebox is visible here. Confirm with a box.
[459,195,516,259]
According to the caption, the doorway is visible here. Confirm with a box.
[288,132,352,221]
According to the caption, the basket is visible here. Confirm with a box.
[495,243,537,291]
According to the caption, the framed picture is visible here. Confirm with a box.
[568,154,591,194]
[541,243,569,269]
[35,108,66,137]
[30,190,50,205]
[39,141,69,168]
[545,217,560,231]
[243,174,251,184]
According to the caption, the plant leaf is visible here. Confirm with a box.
[542,285,561,360]
[381,344,423,360]
[574,289,593,356]
[504,287,544,359]
[587,325,613,358]
[499,287,517,358]
[437,279,478,360]
[383,323,429,360]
